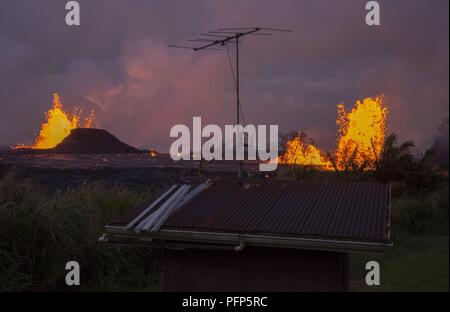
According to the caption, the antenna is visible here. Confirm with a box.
[169,27,291,179]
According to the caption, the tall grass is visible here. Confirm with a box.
[391,183,449,235]
[0,170,164,291]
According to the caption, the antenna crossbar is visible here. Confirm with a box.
[168,26,291,179]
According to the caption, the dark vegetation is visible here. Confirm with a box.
[0,170,166,291]
[0,119,448,291]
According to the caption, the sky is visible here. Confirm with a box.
[0,0,448,152]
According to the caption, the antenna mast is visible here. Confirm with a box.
[169,27,291,179]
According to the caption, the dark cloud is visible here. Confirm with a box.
[0,0,448,151]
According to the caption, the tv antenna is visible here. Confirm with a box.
[169,27,291,179]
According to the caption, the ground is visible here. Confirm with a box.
[350,234,449,291]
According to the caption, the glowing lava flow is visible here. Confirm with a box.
[16,93,97,149]
[279,96,388,170]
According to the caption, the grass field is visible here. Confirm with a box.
[350,233,449,291]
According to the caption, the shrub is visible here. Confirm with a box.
[391,184,449,235]
[0,170,164,291]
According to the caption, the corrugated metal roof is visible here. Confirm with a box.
[164,179,390,242]
[109,186,182,227]
[108,178,391,244]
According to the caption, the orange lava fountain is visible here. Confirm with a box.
[279,96,388,171]
[15,93,97,149]
[279,134,332,169]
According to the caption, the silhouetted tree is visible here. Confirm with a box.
[327,142,369,173]
[431,118,449,168]
[406,148,441,191]
[373,133,415,183]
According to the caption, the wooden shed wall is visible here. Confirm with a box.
[163,247,349,291]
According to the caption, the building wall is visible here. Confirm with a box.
[163,246,349,291]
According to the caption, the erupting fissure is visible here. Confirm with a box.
[279,96,388,171]
[16,93,98,149]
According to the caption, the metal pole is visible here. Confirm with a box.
[236,33,242,180]
[168,27,291,181]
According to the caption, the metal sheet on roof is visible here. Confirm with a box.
[109,178,391,244]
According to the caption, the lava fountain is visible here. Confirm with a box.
[335,96,388,170]
[15,93,97,149]
[279,96,388,170]
[279,133,332,169]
